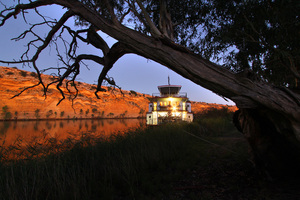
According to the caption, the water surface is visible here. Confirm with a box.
[0,119,145,147]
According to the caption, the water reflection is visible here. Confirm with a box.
[0,119,145,147]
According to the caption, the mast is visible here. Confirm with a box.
[168,76,170,96]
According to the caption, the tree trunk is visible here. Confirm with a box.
[234,108,300,178]
[57,0,300,178]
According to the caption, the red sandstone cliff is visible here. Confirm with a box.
[0,66,236,120]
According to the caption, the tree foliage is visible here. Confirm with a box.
[200,0,300,88]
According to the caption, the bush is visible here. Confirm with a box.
[19,71,27,77]
[2,106,12,120]
[30,72,38,77]
[46,110,53,118]
[4,112,12,120]
[35,109,40,119]
[92,108,98,113]
[130,90,137,96]
[6,71,14,75]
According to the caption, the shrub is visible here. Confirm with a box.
[2,105,8,113]
[130,90,137,96]
[19,71,27,77]
[2,106,12,120]
[30,72,38,77]
[107,112,114,117]
[92,108,98,113]
[35,109,40,119]
[46,110,53,118]
[49,76,57,81]
[91,85,97,90]
[6,71,14,75]
[4,112,12,120]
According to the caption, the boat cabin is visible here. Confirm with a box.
[146,82,193,125]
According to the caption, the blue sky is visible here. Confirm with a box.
[0,3,234,105]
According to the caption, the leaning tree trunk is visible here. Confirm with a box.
[58,0,300,178]
[234,108,300,178]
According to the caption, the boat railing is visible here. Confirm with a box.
[151,92,187,98]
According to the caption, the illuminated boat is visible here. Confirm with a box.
[146,79,193,125]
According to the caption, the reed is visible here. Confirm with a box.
[0,118,249,200]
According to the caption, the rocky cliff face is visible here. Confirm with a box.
[0,66,150,120]
[0,66,236,120]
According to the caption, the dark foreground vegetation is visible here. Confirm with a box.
[0,108,299,200]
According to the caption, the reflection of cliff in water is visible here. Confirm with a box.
[0,119,145,147]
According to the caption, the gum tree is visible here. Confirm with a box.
[0,0,299,177]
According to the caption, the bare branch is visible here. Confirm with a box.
[95,42,133,98]
[0,0,55,26]
[10,82,41,99]
[31,10,74,61]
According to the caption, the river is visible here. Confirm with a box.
[0,119,145,160]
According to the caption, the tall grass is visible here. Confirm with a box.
[193,107,238,136]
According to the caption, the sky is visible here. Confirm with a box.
[0,3,234,105]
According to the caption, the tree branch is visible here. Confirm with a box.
[95,42,133,98]
[0,0,55,26]
[134,0,161,37]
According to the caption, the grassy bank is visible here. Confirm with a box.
[0,110,297,199]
